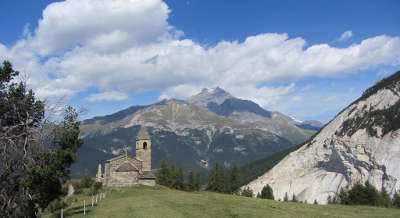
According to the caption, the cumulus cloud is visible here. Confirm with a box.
[339,30,353,41]
[0,0,400,110]
[86,90,128,102]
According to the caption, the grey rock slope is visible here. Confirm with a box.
[244,71,400,204]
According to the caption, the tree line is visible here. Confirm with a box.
[156,160,201,191]
[329,181,400,208]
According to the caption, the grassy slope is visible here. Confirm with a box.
[54,186,400,218]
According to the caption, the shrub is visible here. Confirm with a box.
[258,184,274,200]
[241,187,253,197]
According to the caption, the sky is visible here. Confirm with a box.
[0,0,399,122]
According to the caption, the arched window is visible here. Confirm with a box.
[143,142,147,149]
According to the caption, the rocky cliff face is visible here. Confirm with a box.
[244,71,400,204]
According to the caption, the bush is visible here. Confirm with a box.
[46,198,67,213]
[258,184,274,200]
[89,182,103,195]
[241,187,253,197]
[80,176,95,189]
[340,182,393,207]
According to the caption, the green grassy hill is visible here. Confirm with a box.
[50,186,400,218]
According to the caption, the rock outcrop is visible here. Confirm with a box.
[244,71,400,204]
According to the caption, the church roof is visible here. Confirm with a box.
[115,162,139,172]
[136,125,150,140]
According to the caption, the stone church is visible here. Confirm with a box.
[96,126,156,187]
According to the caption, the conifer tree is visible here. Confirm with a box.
[174,167,184,190]
[393,191,400,208]
[284,192,289,202]
[259,184,274,200]
[187,171,195,191]
[230,163,240,193]
[194,172,201,191]
[156,160,169,186]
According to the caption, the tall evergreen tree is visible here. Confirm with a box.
[167,164,176,187]
[393,191,400,208]
[230,163,240,193]
[174,167,184,190]
[259,184,274,200]
[194,172,201,191]
[156,160,169,186]
[187,171,195,191]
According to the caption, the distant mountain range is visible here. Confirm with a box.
[71,87,321,178]
[245,71,400,204]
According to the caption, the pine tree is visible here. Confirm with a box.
[259,184,274,200]
[156,160,169,186]
[284,192,289,202]
[393,191,400,208]
[187,171,195,191]
[167,164,176,187]
[174,167,184,190]
[229,163,240,193]
[194,172,201,191]
[379,187,391,207]
[292,194,298,202]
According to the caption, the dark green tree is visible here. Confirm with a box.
[0,60,82,217]
[156,160,169,186]
[291,194,298,202]
[283,192,289,202]
[393,191,400,208]
[259,184,274,200]
[187,171,195,191]
[194,172,201,191]
[379,187,391,207]
[230,163,240,193]
[174,167,185,190]
[167,164,176,187]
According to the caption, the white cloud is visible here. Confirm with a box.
[86,91,128,102]
[1,0,400,110]
[339,30,353,41]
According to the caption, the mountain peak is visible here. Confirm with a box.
[189,87,232,107]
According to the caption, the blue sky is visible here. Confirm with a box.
[0,0,399,122]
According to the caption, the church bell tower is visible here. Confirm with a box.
[136,126,151,171]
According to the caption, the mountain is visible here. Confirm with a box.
[72,88,319,178]
[189,87,318,144]
[244,71,400,204]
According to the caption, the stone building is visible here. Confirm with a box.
[96,126,156,187]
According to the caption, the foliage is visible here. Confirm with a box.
[258,184,274,200]
[284,193,289,202]
[339,182,393,207]
[241,187,253,197]
[207,163,228,193]
[229,163,240,193]
[393,192,400,208]
[80,176,95,189]
[155,160,201,191]
[292,194,297,202]
[0,61,82,216]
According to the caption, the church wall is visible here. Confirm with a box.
[139,179,155,186]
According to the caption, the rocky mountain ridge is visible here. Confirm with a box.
[72,87,320,177]
[244,71,400,204]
